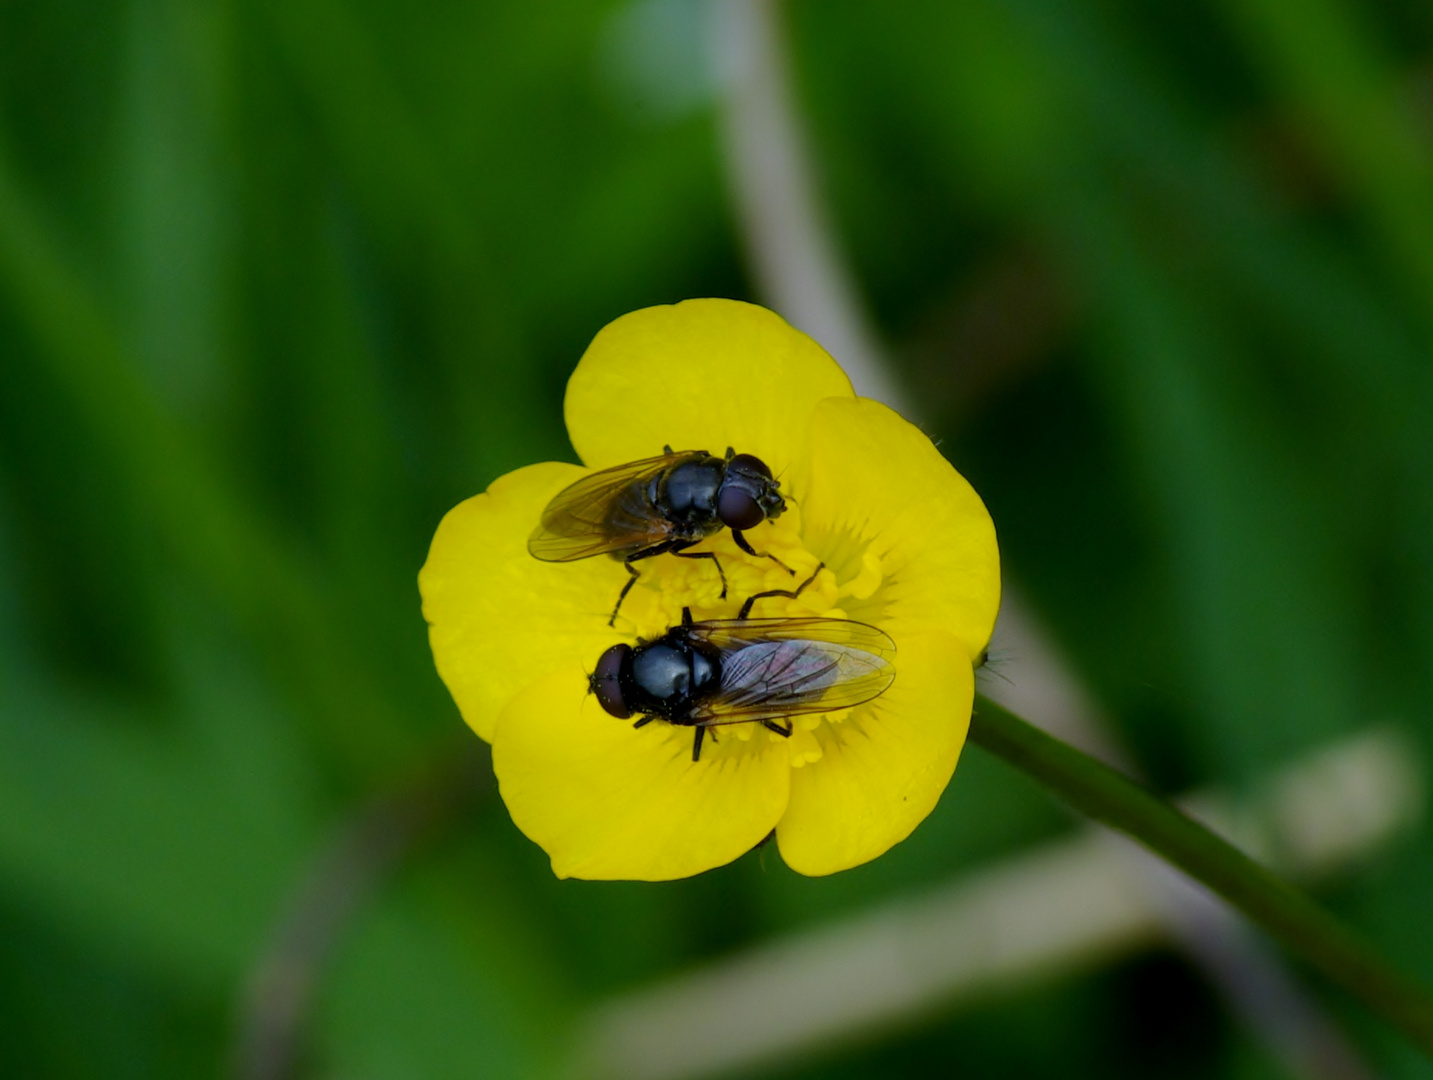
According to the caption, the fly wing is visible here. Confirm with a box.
[527,453,677,561]
[687,618,895,724]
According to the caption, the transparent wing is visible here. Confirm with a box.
[687,618,896,724]
[527,453,680,561]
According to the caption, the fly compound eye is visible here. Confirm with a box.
[727,453,773,480]
[718,487,764,530]
[590,643,631,718]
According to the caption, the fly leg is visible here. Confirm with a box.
[632,715,655,729]
[672,549,727,598]
[761,720,793,737]
[737,561,825,620]
[690,725,721,761]
[732,529,795,576]
[609,542,679,626]
[610,564,640,627]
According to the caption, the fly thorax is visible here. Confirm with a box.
[657,459,723,529]
[628,643,698,716]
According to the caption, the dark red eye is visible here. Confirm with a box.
[727,453,773,480]
[590,644,631,718]
[718,488,763,530]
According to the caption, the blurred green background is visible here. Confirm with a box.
[4,0,1433,1077]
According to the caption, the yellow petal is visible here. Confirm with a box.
[797,397,1000,660]
[776,631,972,876]
[418,462,627,741]
[563,299,854,477]
[492,668,791,880]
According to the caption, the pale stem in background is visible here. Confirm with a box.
[702,1,1378,1077]
[712,0,897,404]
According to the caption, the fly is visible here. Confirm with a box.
[528,447,791,625]
[586,569,896,762]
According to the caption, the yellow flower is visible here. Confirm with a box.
[419,299,1000,880]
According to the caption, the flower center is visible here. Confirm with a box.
[612,504,889,767]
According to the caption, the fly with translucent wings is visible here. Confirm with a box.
[528,448,790,625]
[588,611,897,762]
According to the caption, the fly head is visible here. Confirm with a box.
[718,453,785,529]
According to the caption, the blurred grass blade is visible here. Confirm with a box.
[0,145,416,781]
[1216,0,1433,333]
[255,0,537,481]
[0,635,320,985]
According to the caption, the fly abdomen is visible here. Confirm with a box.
[654,457,725,531]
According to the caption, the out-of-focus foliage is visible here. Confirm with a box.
[2,0,1432,1077]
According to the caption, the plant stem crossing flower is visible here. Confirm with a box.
[419,299,1000,880]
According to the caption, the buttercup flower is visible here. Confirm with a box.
[419,299,1000,880]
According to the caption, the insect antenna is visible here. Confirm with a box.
[773,463,797,505]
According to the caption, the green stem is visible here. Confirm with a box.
[968,694,1433,1058]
